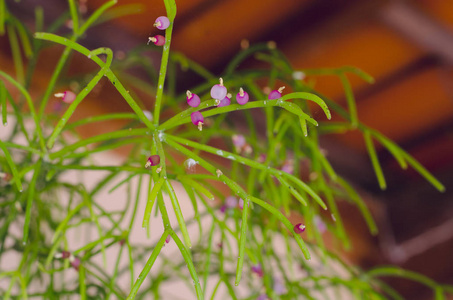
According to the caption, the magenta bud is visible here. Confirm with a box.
[251,264,264,277]
[191,111,204,131]
[145,155,161,168]
[236,87,249,105]
[186,90,200,107]
[165,235,171,244]
[69,256,81,271]
[268,86,285,100]
[154,16,170,30]
[219,205,227,213]
[148,35,165,46]
[294,223,306,234]
[60,251,71,259]
[54,91,76,104]
[211,78,227,100]
[217,95,231,107]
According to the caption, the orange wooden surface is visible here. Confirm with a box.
[332,67,453,151]
[283,20,424,100]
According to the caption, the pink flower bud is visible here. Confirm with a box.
[210,78,227,100]
[148,35,165,46]
[294,223,306,234]
[225,196,238,209]
[251,264,264,277]
[268,86,285,100]
[186,90,200,107]
[232,134,246,148]
[145,155,161,168]
[54,91,76,104]
[236,87,249,105]
[154,16,170,30]
[191,111,204,131]
[217,94,231,107]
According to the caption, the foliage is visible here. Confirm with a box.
[0,0,450,299]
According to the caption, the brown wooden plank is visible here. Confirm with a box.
[282,20,424,100]
[331,67,453,151]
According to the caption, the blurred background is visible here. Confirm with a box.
[1,0,453,299]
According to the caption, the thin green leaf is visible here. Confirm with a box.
[0,139,22,191]
[364,130,386,190]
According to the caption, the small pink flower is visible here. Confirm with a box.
[154,16,170,30]
[148,35,165,46]
[268,86,285,100]
[145,155,161,168]
[281,160,294,174]
[251,264,264,277]
[294,223,306,234]
[54,91,76,104]
[186,90,200,107]
[191,111,204,131]
[211,78,227,100]
[236,87,249,105]
[225,196,238,209]
[232,134,246,149]
[165,235,171,244]
[69,255,81,271]
[217,94,231,107]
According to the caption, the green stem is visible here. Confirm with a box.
[153,18,174,125]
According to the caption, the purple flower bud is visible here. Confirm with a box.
[268,86,285,100]
[145,155,161,168]
[54,91,76,104]
[251,264,264,277]
[165,235,171,244]
[186,90,200,107]
[154,16,170,30]
[232,134,246,148]
[236,87,249,105]
[219,205,227,213]
[238,198,244,210]
[294,223,306,234]
[69,255,81,271]
[217,94,231,107]
[210,78,227,100]
[191,111,204,131]
[148,35,165,46]
[281,160,294,174]
[225,196,238,209]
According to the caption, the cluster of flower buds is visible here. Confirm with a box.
[188,78,253,130]
[55,251,81,271]
[148,16,170,46]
